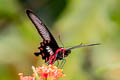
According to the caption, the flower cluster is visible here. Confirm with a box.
[18,64,65,80]
[18,73,35,80]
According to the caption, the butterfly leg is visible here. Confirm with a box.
[46,61,49,65]
[62,52,65,59]
[59,52,66,68]
[46,60,50,65]
[56,60,59,67]
[59,59,66,69]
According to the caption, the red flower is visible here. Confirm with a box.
[18,73,35,80]
[35,64,65,80]
[18,64,65,80]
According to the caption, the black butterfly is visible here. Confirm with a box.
[26,10,99,65]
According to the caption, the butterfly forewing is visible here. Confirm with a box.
[26,10,59,48]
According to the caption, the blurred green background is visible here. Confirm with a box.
[0,0,120,80]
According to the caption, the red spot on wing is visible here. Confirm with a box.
[42,53,45,56]
[41,43,44,46]
[44,41,47,44]
[40,48,43,51]
[46,57,48,62]
[47,40,50,43]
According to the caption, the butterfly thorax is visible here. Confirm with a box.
[56,48,71,60]
[49,48,71,64]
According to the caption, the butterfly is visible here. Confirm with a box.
[26,10,99,65]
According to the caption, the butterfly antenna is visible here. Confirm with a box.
[67,43,100,50]
[58,35,64,47]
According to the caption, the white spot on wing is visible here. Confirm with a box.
[46,46,54,55]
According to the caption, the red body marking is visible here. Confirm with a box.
[49,48,66,64]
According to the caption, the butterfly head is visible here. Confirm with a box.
[64,49,71,57]
[55,48,71,60]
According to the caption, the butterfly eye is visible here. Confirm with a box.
[67,50,71,53]
[65,50,71,56]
